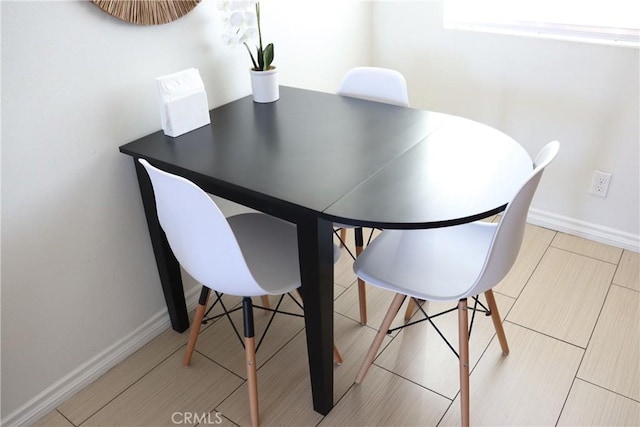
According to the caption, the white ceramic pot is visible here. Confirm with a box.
[250,68,279,103]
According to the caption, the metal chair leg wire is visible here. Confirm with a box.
[201,292,303,352]
[386,295,490,359]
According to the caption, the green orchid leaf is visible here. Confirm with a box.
[256,46,264,71]
[263,43,274,70]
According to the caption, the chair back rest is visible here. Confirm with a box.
[138,159,264,296]
[470,141,560,295]
[337,67,410,107]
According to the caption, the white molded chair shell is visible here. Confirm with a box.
[338,67,410,107]
[139,159,339,297]
[353,141,560,301]
[471,140,560,296]
[139,159,344,427]
[352,141,558,427]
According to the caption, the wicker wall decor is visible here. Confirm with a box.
[92,0,201,25]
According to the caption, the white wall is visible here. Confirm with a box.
[373,1,639,248]
[0,0,371,422]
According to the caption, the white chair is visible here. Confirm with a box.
[336,66,410,325]
[352,141,559,427]
[338,66,410,107]
[138,159,342,427]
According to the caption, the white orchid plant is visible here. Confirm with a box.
[218,1,274,71]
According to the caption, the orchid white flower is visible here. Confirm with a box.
[217,0,274,71]
[221,33,242,47]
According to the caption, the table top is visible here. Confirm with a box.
[120,86,532,228]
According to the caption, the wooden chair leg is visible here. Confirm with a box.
[404,298,417,321]
[484,289,509,355]
[354,228,367,325]
[333,344,344,366]
[243,298,259,427]
[339,228,347,247]
[245,335,259,427]
[260,295,271,309]
[458,298,470,427]
[183,287,210,366]
[357,279,367,325]
[355,293,406,383]
[356,246,367,325]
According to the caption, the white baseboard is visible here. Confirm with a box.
[3,286,201,427]
[528,208,640,252]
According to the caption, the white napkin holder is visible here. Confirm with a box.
[156,68,210,137]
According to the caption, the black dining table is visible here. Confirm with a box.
[119,86,532,415]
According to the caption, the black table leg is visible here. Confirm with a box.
[134,159,190,332]
[297,216,335,415]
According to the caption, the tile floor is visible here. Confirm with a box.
[35,225,640,426]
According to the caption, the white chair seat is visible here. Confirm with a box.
[229,213,340,295]
[354,222,497,301]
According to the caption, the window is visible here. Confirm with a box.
[444,0,640,47]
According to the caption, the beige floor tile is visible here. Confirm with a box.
[320,365,451,427]
[507,247,616,347]
[552,232,623,264]
[217,414,241,427]
[334,254,358,289]
[218,314,388,426]
[578,284,640,400]
[373,293,515,399]
[82,351,243,426]
[614,250,640,291]
[57,327,189,425]
[195,296,306,378]
[332,312,393,399]
[333,282,349,301]
[439,322,583,426]
[558,379,640,426]
[33,410,74,427]
[332,282,366,325]
[494,224,556,298]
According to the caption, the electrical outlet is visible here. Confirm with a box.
[590,171,612,197]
